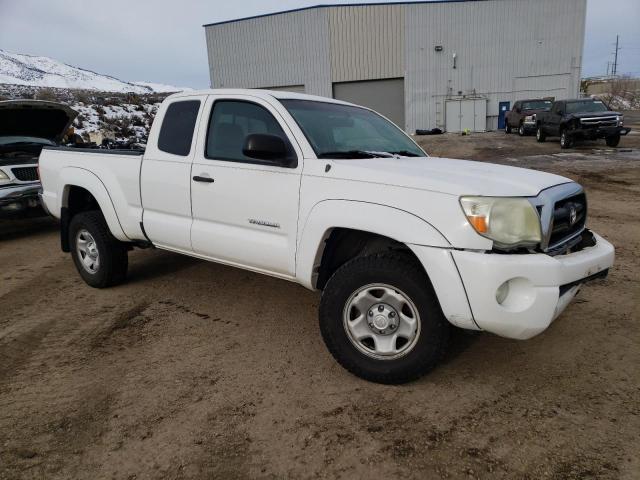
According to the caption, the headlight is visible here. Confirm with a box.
[460,196,542,248]
[524,115,535,123]
[617,115,624,126]
[0,169,9,182]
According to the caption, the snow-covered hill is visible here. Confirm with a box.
[0,50,188,94]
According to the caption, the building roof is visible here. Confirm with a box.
[203,0,490,27]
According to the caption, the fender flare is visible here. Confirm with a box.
[58,167,129,243]
[296,199,450,289]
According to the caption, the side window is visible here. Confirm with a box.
[513,102,520,112]
[206,100,296,165]
[158,100,200,156]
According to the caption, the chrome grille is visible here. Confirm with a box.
[11,166,39,182]
[579,116,618,127]
[532,183,587,253]
[549,193,587,248]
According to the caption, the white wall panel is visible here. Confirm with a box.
[405,0,586,133]
[328,5,404,82]
[205,9,332,98]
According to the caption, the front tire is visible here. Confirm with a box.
[319,254,449,384]
[605,135,620,147]
[536,125,546,142]
[69,211,128,288]
[560,129,574,149]
[518,123,526,136]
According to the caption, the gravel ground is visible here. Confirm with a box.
[1,123,639,479]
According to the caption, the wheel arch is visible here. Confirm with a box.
[59,168,128,251]
[296,200,450,291]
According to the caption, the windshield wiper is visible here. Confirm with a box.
[317,150,392,159]
[386,150,422,157]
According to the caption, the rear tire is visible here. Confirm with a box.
[605,135,620,147]
[536,126,546,142]
[319,253,450,384]
[69,211,128,288]
[505,121,512,134]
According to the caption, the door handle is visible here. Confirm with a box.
[193,175,215,183]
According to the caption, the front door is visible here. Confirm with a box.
[498,101,510,130]
[190,95,303,278]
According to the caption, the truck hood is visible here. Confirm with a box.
[523,108,550,115]
[570,110,621,119]
[0,100,77,143]
[331,157,572,197]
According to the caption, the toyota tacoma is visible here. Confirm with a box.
[38,89,615,384]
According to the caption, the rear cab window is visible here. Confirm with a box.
[158,100,201,156]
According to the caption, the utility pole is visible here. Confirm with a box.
[612,35,620,76]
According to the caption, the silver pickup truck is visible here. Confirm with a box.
[0,100,76,218]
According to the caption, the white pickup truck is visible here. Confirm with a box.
[39,89,615,384]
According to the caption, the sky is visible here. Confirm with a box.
[0,0,638,88]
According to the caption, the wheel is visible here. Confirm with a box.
[560,129,573,149]
[518,123,526,136]
[504,121,512,134]
[69,211,128,288]
[605,135,620,147]
[319,254,450,384]
[536,126,546,142]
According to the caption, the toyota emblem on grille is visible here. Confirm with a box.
[569,205,578,226]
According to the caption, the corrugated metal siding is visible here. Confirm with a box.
[404,0,586,132]
[204,9,332,97]
[204,0,587,133]
[328,5,404,82]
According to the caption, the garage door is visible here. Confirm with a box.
[262,85,305,93]
[333,78,405,128]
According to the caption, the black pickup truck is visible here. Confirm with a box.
[535,98,631,148]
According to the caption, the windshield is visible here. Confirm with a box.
[521,100,552,111]
[280,100,426,158]
[566,100,609,114]
[0,136,56,146]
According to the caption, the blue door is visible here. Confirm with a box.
[498,101,510,130]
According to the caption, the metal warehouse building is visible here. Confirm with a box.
[204,0,586,133]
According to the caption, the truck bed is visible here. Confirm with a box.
[44,146,144,156]
[39,147,145,242]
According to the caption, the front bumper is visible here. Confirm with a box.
[522,121,536,132]
[0,183,43,217]
[570,125,631,139]
[451,232,615,340]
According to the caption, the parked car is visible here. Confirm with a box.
[0,100,77,218]
[504,99,552,136]
[39,89,614,384]
[535,98,631,148]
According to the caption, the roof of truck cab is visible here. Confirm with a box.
[166,88,354,106]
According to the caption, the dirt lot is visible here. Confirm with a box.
[1,125,639,479]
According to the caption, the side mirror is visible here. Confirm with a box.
[242,133,292,166]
